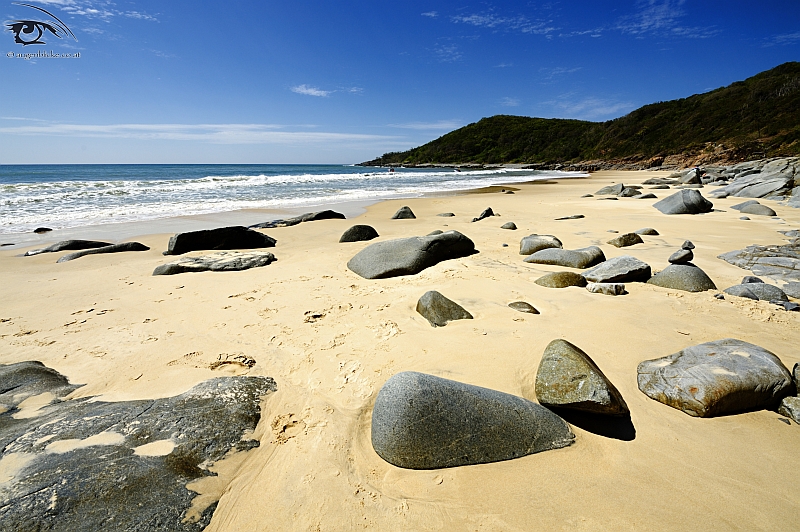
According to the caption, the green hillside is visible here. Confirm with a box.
[364,62,800,166]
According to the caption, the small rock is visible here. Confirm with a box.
[24,240,113,256]
[535,339,629,416]
[740,216,751,220]
[778,396,800,423]
[649,185,671,189]
[633,193,658,199]
[524,246,606,269]
[741,204,778,216]
[681,241,695,250]
[742,276,764,284]
[731,200,760,211]
[371,372,575,469]
[391,206,416,219]
[581,194,594,198]
[508,301,539,314]
[668,249,693,264]
[635,228,659,236]
[534,272,587,288]
[583,255,651,283]
[586,283,627,296]
[501,243,508,247]
[501,222,517,230]
[519,234,563,255]
[597,197,619,201]
[555,214,585,220]
[647,264,716,292]
[607,233,644,248]
[339,225,379,243]
[437,213,455,217]
[607,230,619,233]
[505,190,515,194]
[415,291,473,327]
[653,190,713,215]
[57,242,150,263]
[714,293,725,300]
[472,208,495,222]
[33,227,52,234]
[617,187,641,198]
[595,184,624,195]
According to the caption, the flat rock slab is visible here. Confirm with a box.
[534,271,587,288]
[249,210,345,229]
[519,234,563,255]
[24,240,112,256]
[718,241,800,283]
[583,255,651,283]
[524,246,605,269]
[164,226,276,255]
[508,301,539,314]
[586,282,627,295]
[339,224,379,243]
[647,263,716,292]
[371,372,574,469]
[347,230,476,279]
[153,251,276,275]
[536,340,629,415]
[607,233,644,248]
[0,361,276,532]
[653,190,713,215]
[416,291,473,327]
[57,242,150,263]
[637,339,794,417]
[391,206,416,219]
[723,283,788,302]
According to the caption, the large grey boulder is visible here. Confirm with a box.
[249,210,345,229]
[583,255,651,283]
[607,233,644,248]
[371,372,574,469]
[595,183,625,195]
[153,251,276,275]
[718,241,800,283]
[391,206,416,219]
[653,190,713,215]
[416,291,473,327]
[741,203,778,216]
[524,246,605,269]
[0,361,276,532]
[535,340,629,416]
[647,263,716,292]
[519,234,562,255]
[723,283,789,302]
[637,339,794,417]
[534,271,587,288]
[164,226,276,255]
[24,239,112,256]
[347,230,476,279]
[57,242,150,263]
[709,158,798,199]
[339,224,379,243]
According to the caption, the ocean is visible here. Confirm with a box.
[0,164,584,236]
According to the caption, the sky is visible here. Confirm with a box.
[0,0,798,164]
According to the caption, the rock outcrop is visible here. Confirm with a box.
[153,251,276,275]
[57,242,150,262]
[164,226,276,256]
[653,190,713,215]
[24,240,112,256]
[718,241,800,283]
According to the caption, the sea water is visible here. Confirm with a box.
[0,164,584,235]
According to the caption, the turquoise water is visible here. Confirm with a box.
[0,164,582,234]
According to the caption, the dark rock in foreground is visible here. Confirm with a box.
[508,301,539,314]
[519,234,562,255]
[249,210,345,229]
[24,239,112,256]
[57,242,150,263]
[647,263,716,292]
[371,372,574,469]
[347,230,476,279]
[0,361,276,532]
[153,251,276,275]
[33,227,52,234]
[164,226,276,256]
[653,190,713,215]
[637,339,794,417]
[535,271,587,288]
[416,291,473,327]
[471,207,495,222]
[607,233,644,248]
[717,241,800,283]
[339,225,379,243]
[524,246,605,269]
[583,255,651,283]
[391,206,416,219]
[536,339,629,416]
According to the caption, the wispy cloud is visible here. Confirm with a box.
[616,0,716,38]
[388,120,463,130]
[765,32,800,46]
[451,12,556,36]
[0,122,399,145]
[499,97,520,107]
[540,66,582,80]
[434,43,462,62]
[32,0,158,21]
[543,94,635,121]
[421,11,438,18]
[494,62,513,68]
[291,85,331,97]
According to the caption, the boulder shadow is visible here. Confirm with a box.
[548,407,636,441]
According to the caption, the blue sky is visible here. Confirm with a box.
[1,0,798,164]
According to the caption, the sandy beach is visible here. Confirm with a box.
[2,170,799,530]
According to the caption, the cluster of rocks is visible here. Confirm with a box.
[718,239,800,284]
[647,241,716,292]
[705,157,799,206]
[593,183,654,200]
[721,276,798,311]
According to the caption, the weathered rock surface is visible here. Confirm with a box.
[415,291,473,327]
[554,214,585,220]
[371,372,574,469]
[709,157,798,200]
[472,207,495,222]
[24,240,112,256]
[783,282,800,298]
[647,263,716,292]
[635,228,659,236]
[586,283,627,295]
[249,210,345,229]
[500,222,517,230]
[519,234,563,255]
[633,193,658,199]
[339,225,379,243]
[668,249,693,264]
[583,255,651,283]
[57,242,150,263]
[778,396,800,424]
[524,246,605,269]
[742,203,778,216]
[391,206,416,219]
[534,272,587,288]
[164,226,276,256]
[508,301,539,314]
[347,230,476,279]
[607,233,644,248]
[0,361,276,532]
[653,190,713,215]
[153,251,276,275]
[535,340,628,415]
[595,183,625,195]
[437,212,455,217]
[718,241,800,283]
[637,339,794,417]
[731,200,760,211]
[723,283,789,302]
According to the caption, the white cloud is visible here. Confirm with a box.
[451,12,556,36]
[31,0,158,21]
[766,32,800,46]
[421,11,438,18]
[388,120,463,130]
[499,97,520,107]
[291,85,331,97]
[542,94,635,121]
[616,0,716,38]
[539,66,582,80]
[434,43,461,62]
[494,62,513,68]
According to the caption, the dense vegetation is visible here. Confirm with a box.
[363,62,800,166]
